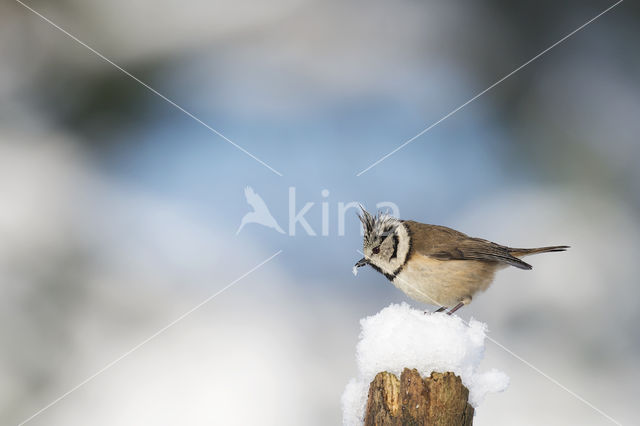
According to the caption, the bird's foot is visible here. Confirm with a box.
[425,306,447,315]
[446,302,465,315]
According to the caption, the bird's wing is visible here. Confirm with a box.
[405,221,532,270]
[244,186,269,211]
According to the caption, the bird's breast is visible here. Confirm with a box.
[391,254,497,307]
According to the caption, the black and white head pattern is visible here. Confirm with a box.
[358,207,410,278]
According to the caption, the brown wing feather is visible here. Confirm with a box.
[404,221,533,270]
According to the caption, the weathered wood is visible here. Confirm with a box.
[364,369,474,426]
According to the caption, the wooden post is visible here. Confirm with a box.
[364,368,474,426]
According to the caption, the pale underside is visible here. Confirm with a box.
[392,253,503,307]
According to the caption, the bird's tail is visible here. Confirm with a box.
[508,245,569,257]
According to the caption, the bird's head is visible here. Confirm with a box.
[355,207,407,275]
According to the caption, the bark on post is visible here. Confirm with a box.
[364,368,474,426]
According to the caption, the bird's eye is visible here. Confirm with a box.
[372,246,380,254]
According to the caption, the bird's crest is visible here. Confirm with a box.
[358,206,399,243]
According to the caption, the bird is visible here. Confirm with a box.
[236,186,285,235]
[353,208,568,315]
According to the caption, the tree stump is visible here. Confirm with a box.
[364,368,474,426]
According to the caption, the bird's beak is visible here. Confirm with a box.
[354,257,368,268]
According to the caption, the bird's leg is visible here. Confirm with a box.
[447,296,471,315]
[424,306,447,314]
[446,302,465,315]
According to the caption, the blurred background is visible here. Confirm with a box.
[1,0,639,424]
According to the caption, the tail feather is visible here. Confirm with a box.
[508,245,570,257]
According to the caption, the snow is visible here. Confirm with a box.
[342,303,509,426]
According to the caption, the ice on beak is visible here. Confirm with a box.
[353,257,368,276]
